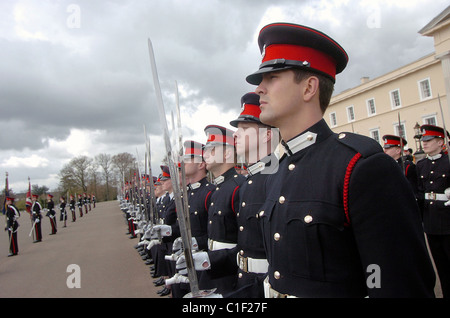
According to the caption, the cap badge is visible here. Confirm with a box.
[261,44,266,59]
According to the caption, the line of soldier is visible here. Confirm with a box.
[118,22,449,298]
[4,192,96,257]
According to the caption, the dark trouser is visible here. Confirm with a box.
[34,220,42,241]
[427,234,450,298]
[8,227,19,254]
[49,215,57,234]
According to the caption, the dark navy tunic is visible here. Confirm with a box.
[260,119,435,297]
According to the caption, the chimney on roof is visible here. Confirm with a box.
[360,76,370,84]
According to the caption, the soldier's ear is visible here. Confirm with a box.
[302,75,320,103]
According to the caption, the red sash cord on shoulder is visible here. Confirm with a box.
[343,152,362,226]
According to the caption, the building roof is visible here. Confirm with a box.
[419,5,450,36]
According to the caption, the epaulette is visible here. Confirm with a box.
[335,132,383,158]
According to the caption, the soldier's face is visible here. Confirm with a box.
[154,185,162,196]
[183,159,200,177]
[384,146,401,160]
[203,146,220,170]
[255,69,303,128]
[422,138,444,155]
[161,179,172,192]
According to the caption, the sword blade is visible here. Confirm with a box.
[437,94,450,165]
[147,38,200,296]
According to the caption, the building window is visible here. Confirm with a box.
[370,128,380,143]
[390,89,401,108]
[423,114,437,126]
[366,98,376,116]
[346,105,355,122]
[394,122,407,140]
[329,112,337,127]
[418,78,432,100]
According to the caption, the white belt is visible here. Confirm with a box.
[425,192,448,201]
[237,254,268,274]
[208,239,237,251]
[263,276,297,298]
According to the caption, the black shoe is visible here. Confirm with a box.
[151,272,159,278]
[154,277,165,286]
[145,259,153,265]
[157,287,167,294]
[7,253,17,257]
[159,288,170,296]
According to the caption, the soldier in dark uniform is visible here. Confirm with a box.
[383,134,419,198]
[83,193,89,214]
[69,195,76,222]
[59,196,67,227]
[245,22,435,297]
[170,140,215,298]
[148,175,167,273]
[31,194,43,242]
[416,124,450,298]
[46,194,57,235]
[77,194,83,217]
[5,196,20,256]
[151,165,179,297]
[196,124,246,296]
[227,92,279,297]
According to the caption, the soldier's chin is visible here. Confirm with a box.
[259,113,275,128]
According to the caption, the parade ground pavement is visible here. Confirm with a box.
[0,200,160,298]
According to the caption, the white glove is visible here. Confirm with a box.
[172,237,199,253]
[137,239,149,247]
[146,239,161,250]
[445,188,450,206]
[151,225,172,238]
[165,273,190,286]
[176,251,211,271]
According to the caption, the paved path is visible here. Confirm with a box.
[0,200,159,298]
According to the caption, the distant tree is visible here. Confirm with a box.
[96,153,113,201]
[31,184,49,196]
[60,155,92,192]
[112,152,135,187]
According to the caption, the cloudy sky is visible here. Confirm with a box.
[1,0,448,192]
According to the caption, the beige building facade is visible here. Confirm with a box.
[324,6,450,159]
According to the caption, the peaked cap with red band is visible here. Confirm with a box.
[183,140,204,159]
[204,125,235,148]
[6,196,15,202]
[420,124,450,141]
[382,135,407,149]
[160,165,171,180]
[246,23,348,85]
[230,92,262,127]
